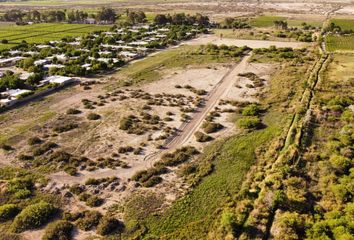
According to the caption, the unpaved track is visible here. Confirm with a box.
[165,54,251,149]
[50,55,251,184]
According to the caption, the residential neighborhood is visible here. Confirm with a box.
[0,23,205,108]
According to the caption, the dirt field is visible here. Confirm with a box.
[184,34,310,48]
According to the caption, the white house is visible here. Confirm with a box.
[6,89,32,98]
[43,64,64,69]
[0,57,24,67]
[34,59,49,66]
[41,76,74,85]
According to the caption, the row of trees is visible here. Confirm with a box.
[0,8,117,23]
[154,13,210,26]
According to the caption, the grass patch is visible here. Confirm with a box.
[0,23,110,50]
[142,124,280,238]
[0,111,56,145]
[326,35,354,52]
[250,15,286,28]
[330,18,354,31]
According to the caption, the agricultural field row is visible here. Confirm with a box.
[326,35,354,52]
[250,15,323,28]
[0,23,111,50]
[331,18,354,31]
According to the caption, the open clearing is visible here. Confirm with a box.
[184,34,309,48]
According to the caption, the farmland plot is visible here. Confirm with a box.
[326,35,354,52]
[0,23,111,49]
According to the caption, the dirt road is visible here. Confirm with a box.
[50,55,251,184]
[165,54,251,149]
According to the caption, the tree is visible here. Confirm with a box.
[154,14,168,25]
[96,8,117,23]
[195,13,209,26]
[127,11,146,25]
[0,72,25,92]
[274,20,288,30]
[3,10,25,22]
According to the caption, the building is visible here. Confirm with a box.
[43,64,64,69]
[41,76,74,85]
[85,18,96,24]
[0,57,24,67]
[5,89,32,98]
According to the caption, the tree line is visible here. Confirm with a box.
[0,8,117,24]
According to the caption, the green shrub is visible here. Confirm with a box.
[159,146,199,167]
[329,155,351,173]
[195,131,213,142]
[66,108,81,115]
[42,220,73,240]
[118,146,134,153]
[78,192,91,202]
[64,166,77,176]
[53,123,78,133]
[32,142,57,156]
[13,189,32,199]
[132,166,168,183]
[69,184,85,195]
[119,115,134,130]
[87,113,101,120]
[27,136,42,145]
[142,176,163,187]
[242,103,261,116]
[7,177,33,199]
[10,201,56,233]
[237,116,262,129]
[86,196,104,207]
[0,143,12,151]
[202,121,223,133]
[76,211,102,231]
[0,204,20,222]
[96,216,124,236]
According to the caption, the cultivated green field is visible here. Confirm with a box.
[331,18,354,31]
[250,15,286,27]
[250,15,322,28]
[0,23,111,50]
[326,35,354,52]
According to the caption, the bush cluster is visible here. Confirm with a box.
[202,121,223,133]
[0,204,20,222]
[195,131,213,142]
[10,201,56,233]
[42,220,73,240]
[96,216,124,236]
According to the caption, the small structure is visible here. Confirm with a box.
[0,57,24,67]
[41,76,74,85]
[36,44,51,49]
[43,64,64,69]
[34,59,49,66]
[6,89,32,98]
[20,72,34,80]
[84,18,96,24]
[9,50,22,56]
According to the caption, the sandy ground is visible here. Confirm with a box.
[184,34,310,48]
